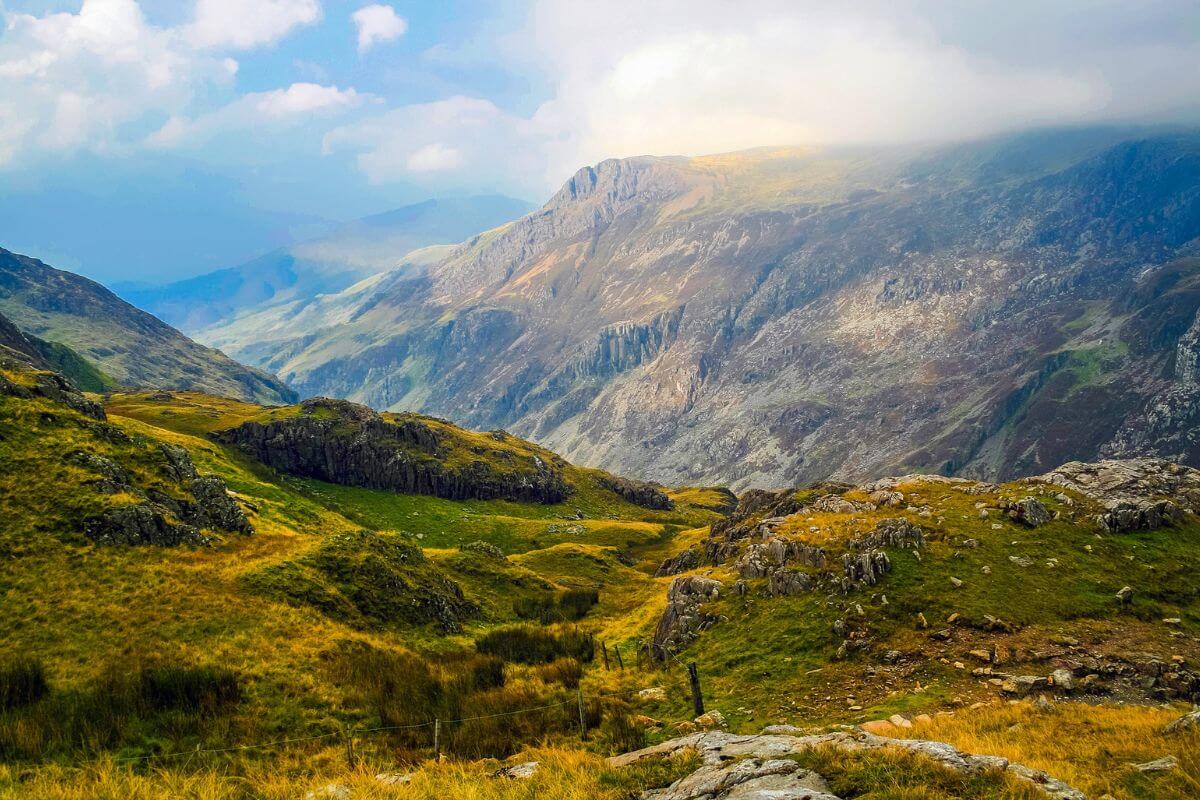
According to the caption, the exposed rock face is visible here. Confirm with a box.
[1008,497,1052,527]
[597,474,674,510]
[0,351,105,421]
[214,397,572,504]
[656,547,702,577]
[651,576,723,660]
[1031,458,1200,530]
[611,730,1085,800]
[213,131,1200,490]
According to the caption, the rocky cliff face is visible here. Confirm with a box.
[213,129,1200,489]
[213,397,573,504]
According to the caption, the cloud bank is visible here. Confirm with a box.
[330,0,1200,194]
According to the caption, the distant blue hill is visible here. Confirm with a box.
[115,194,533,333]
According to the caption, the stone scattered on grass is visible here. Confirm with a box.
[492,761,539,779]
[1131,755,1178,773]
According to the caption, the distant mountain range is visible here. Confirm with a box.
[0,247,295,405]
[198,127,1200,489]
[115,195,533,333]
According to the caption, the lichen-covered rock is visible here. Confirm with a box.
[1164,708,1200,734]
[842,550,891,589]
[651,576,723,660]
[1031,459,1200,530]
[1008,497,1052,527]
[767,568,814,597]
[611,729,1085,800]
[84,503,208,547]
[597,474,673,510]
[186,475,252,534]
[656,547,702,577]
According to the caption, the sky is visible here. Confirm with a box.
[0,0,1198,283]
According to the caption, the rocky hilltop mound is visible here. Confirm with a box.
[213,396,575,503]
[645,457,1200,726]
[0,353,251,546]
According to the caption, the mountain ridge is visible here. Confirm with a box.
[203,128,1200,490]
[0,247,296,405]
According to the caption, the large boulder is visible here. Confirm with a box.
[650,576,723,660]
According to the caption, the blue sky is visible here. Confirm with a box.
[0,0,1197,283]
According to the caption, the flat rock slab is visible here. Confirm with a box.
[610,729,1085,800]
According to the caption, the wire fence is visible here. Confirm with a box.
[76,685,658,768]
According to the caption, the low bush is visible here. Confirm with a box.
[0,658,49,711]
[446,683,576,759]
[514,589,600,623]
[138,666,241,715]
[474,625,594,665]
[0,662,243,761]
[536,657,583,688]
[598,700,646,755]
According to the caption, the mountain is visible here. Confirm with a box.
[116,195,534,333]
[0,309,116,393]
[215,128,1200,490]
[0,247,295,404]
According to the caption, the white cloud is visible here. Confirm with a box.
[148,83,365,148]
[0,0,341,166]
[187,0,321,50]
[352,4,406,53]
[0,0,233,165]
[256,82,362,116]
[323,95,541,187]
[405,142,461,172]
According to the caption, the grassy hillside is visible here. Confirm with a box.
[0,380,720,765]
[3,368,1200,798]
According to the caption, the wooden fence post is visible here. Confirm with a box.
[577,688,588,741]
[615,646,624,671]
[601,641,610,669]
[687,662,704,716]
[433,718,441,759]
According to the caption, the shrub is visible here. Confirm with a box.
[475,625,594,665]
[137,666,241,716]
[599,700,646,754]
[536,657,583,688]
[514,589,600,623]
[559,588,600,619]
[0,662,243,761]
[0,658,49,711]
[446,684,575,759]
[466,655,506,691]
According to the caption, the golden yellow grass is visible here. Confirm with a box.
[0,746,684,800]
[896,701,1200,800]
